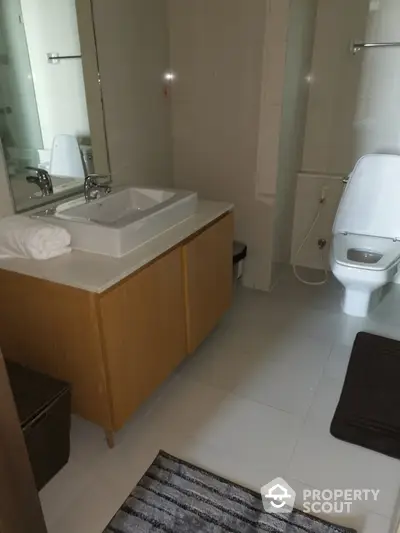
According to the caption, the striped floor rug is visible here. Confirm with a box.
[104,451,355,533]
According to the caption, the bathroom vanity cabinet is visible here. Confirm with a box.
[0,212,233,444]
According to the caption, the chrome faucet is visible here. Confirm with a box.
[84,174,112,202]
[26,167,53,196]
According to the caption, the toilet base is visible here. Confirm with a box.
[342,287,382,318]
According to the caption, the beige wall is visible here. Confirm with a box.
[302,0,369,176]
[255,1,289,200]
[271,0,317,284]
[92,0,173,188]
[169,0,276,290]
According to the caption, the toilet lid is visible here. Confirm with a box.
[334,154,400,240]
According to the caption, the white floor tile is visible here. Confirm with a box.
[256,305,344,345]
[233,337,331,416]
[288,415,400,517]
[141,375,229,438]
[178,336,256,391]
[362,512,392,533]
[47,474,128,533]
[185,393,302,470]
[287,477,367,532]
[369,284,400,328]
[39,276,400,532]
[69,415,109,465]
[324,343,352,381]
[364,318,400,344]
[160,433,282,493]
[333,314,369,347]
[269,268,343,313]
[306,375,343,424]
[39,457,96,530]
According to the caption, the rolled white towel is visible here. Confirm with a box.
[0,215,71,260]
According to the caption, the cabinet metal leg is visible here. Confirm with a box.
[105,429,115,449]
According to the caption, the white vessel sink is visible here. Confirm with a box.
[34,187,198,257]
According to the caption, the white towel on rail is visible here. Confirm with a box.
[0,215,71,260]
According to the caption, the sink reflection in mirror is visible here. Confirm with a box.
[32,187,198,257]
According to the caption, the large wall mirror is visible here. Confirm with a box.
[0,0,109,213]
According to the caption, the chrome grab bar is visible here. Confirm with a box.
[47,53,82,64]
[351,41,400,55]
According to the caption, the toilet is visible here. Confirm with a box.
[331,154,400,317]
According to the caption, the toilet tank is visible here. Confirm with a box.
[333,154,400,240]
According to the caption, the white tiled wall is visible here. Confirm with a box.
[302,0,369,176]
[292,1,369,271]
[354,0,400,158]
[271,0,317,285]
[295,0,400,272]
[291,173,344,270]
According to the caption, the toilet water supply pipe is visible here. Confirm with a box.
[292,191,328,286]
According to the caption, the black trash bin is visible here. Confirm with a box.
[233,241,247,282]
[6,361,71,490]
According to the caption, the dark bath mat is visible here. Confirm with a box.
[103,450,356,532]
[331,332,400,459]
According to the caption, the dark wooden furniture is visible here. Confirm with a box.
[0,351,47,533]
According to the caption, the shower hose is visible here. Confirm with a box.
[292,197,328,286]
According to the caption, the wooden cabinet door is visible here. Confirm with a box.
[99,247,187,430]
[0,270,112,431]
[183,213,233,353]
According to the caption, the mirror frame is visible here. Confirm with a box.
[76,0,111,177]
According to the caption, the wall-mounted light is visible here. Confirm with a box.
[163,71,177,83]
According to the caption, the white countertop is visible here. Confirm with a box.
[0,200,233,294]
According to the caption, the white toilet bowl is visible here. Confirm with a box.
[330,154,400,317]
[331,234,400,317]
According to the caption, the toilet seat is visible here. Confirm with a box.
[332,234,400,271]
